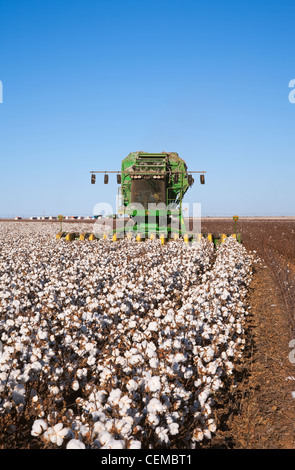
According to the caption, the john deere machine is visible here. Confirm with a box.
[56,151,241,245]
[90,151,205,241]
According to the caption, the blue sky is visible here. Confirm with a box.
[0,0,295,217]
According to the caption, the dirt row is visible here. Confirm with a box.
[201,219,295,448]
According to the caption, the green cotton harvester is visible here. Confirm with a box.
[56,151,241,245]
[90,151,205,243]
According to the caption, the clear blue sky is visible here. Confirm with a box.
[0,0,295,217]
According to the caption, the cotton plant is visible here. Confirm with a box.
[0,222,257,448]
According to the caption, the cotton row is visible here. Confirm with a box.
[0,222,256,448]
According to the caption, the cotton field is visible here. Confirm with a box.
[0,222,257,449]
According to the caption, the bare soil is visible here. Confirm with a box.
[201,219,295,448]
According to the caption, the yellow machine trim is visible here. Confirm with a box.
[65,233,75,241]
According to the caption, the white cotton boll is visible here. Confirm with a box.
[236,323,243,334]
[225,361,234,374]
[32,394,39,403]
[128,439,141,449]
[19,371,30,384]
[184,368,193,379]
[116,416,133,437]
[90,408,106,424]
[168,422,179,435]
[148,376,161,392]
[64,334,72,344]
[147,413,160,426]
[108,388,122,405]
[212,378,222,391]
[221,351,227,360]
[132,332,142,343]
[76,368,87,379]
[79,424,91,437]
[6,346,15,355]
[156,426,169,444]
[102,438,125,449]
[149,357,159,369]
[72,380,79,391]
[174,353,186,363]
[148,321,158,331]
[203,428,212,440]
[202,346,214,363]
[55,367,63,376]
[147,398,163,414]
[118,395,132,408]
[128,354,143,365]
[163,313,174,324]
[198,388,210,408]
[30,354,38,363]
[208,419,217,433]
[148,341,157,352]
[0,371,8,381]
[145,346,157,359]
[31,361,42,372]
[116,356,127,367]
[38,330,48,340]
[15,342,24,353]
[66,439,86,449]
[87,355,96,366]
[203,402,211,416]
[12,300,20,312]
[207,361,218,375]
[226,347,235,357]
[193,428,204,442]
[31,419,48,436]
[44,423,71,446]
[173,339,181,349]
[126,379,138,392]
[1,333,8,342]
[3,401,13,411]
[93,421,106,436]
[85,342,95,352]
[105,419,115,432]
[94,391,107,405]
[99,430,113,445]
[100,367,112,381]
